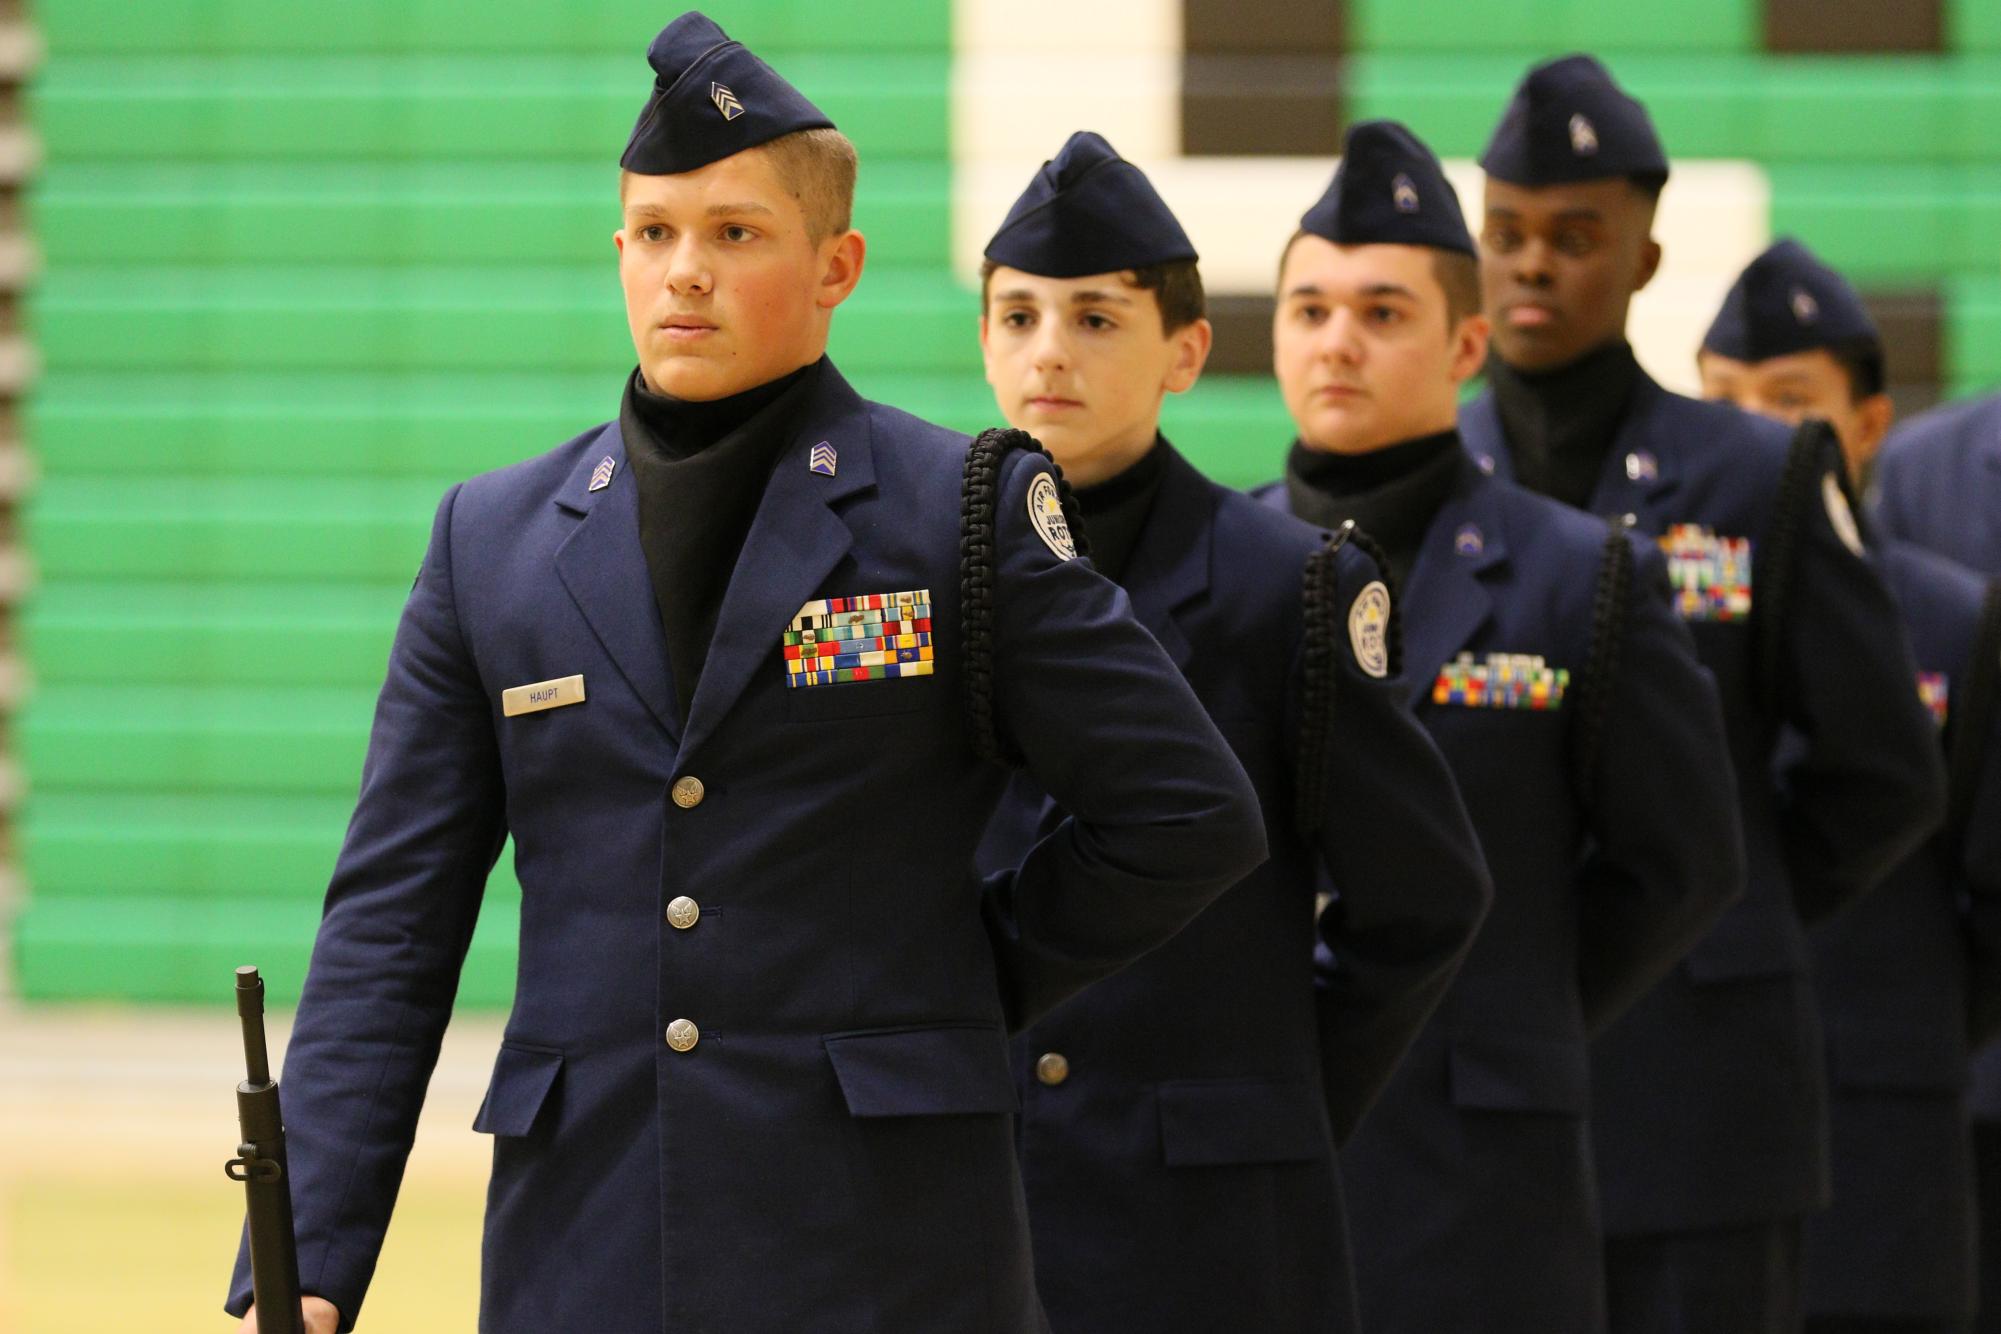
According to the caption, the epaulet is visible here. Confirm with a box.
[1948,576,2001,837]
[1572,517,1636,794]
[960,427,1089,766]
[1755,418,1850,717]
[1296,520,1401,835]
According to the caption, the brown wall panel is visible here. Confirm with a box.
[1185,0,1342,55]
[1764,0,1941,53]
[1182,55,1346,156]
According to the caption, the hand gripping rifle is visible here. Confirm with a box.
[225,966,306,1334]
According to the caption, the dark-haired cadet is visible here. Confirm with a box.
[222,15,1272,1332]
[1699,238,2001,1334]
[972,130,1493,1334]
[1254,119,1742,1333]
[1459,55,1948,1329]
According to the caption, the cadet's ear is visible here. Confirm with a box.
[1164,317,1213,395]
[1448,313,1490,387]
[815,229,867,310]
[1633,235,1663,295]
[1851,392,1894,470]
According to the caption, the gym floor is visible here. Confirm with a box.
[1,1005,498,1331]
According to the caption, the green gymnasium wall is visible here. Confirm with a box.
[14,0,2001,1004]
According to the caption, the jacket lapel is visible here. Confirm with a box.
[1584,373,1682,528]
[553,421,681,741]
[1118,442,1214,670]
[677,368,877,760]
[1458,391,1513,481]
[1400,464,1511,710]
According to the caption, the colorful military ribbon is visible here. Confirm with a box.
[1432,651,1569,710]
[1659,524,1753,622]
[784,590,936,687]
[1917,671,1949,729]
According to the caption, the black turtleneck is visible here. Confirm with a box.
[620,358,822,720]
[1486,339,1642,510]
[1284,428,1467,590]
[1072,439,1167,584]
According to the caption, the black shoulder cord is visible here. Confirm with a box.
[1947,577,2001,839]
[960,426,1090,767]
[1756,419,1844,720]
[1571,518,1635,801]
[1296,520,1402,836]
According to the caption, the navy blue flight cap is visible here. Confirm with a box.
[620,12,835,176]
[1479,54,1669,191]
[1703,237,1880,363]
[1300,120,1476,257]
[984,131,1198,278]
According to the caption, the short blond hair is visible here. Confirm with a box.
[758,127,859,240]
[619,128,860,242]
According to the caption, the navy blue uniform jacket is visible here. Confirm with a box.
[224,364,1268,1332]
[1804,539,2001,1323]
[1262,457,1743,1331]
[977,442,1492,1334]
[1463,374,1947,1235]
[1877,394,2001,1124]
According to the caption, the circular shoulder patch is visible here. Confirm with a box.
[1822,471,1865,558]
[1026,471,1076,561]
[1348,579,1392,679]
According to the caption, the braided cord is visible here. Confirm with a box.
[1756,420,1841,719]
[1572,519,1635,798]
[1947,577,2001,838]
[959,426,1090,766]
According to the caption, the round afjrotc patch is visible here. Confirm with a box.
[1822,472,1865,558]
[1349,579,1392,679]
[1027,472,1076,560]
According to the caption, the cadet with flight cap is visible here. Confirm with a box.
[974,129,1494,1334]
[224,15,1268,1331]
[1253,118,1744,1333]
[1701,237,2001,1334]
[1461,54,1948,1331]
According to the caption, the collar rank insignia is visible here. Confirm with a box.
[1660,524,1752,621]
[711,82,746,121]
[1454,523,1485,557]
[809,441,838,477]
[588,455,616,492]
[1433,652,1568,710]
[784,589,936,687]
[1917,671,1949,729]
[1625,450,1658,482]
[1569,113,1599,156]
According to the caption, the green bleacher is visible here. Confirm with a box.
[16,1,2000,1005]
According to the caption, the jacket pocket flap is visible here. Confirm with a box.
[472,1043,563,1137]
[1682,900,1806,983]
[1449,1032,1588,1114]
[823,1024,1019,1117]
[1830,1022,1966,1093]
[1157,1078,1328,1167]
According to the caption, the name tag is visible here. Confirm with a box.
[502,674,586,717]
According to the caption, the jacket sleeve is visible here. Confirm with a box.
[1768,428,1948,921]
[225,484,507,1332]
[1957,582,2001,1041]
[1300,541,1493,1143]
[977,450,1267,1029]
[1574,538,1747,1031]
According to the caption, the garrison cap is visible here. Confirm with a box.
[1300,119,1476,257]
[984,131,1198,278]
[1479,54,1669,191]
[620,11,835,176]
[1703,237,1880,363]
